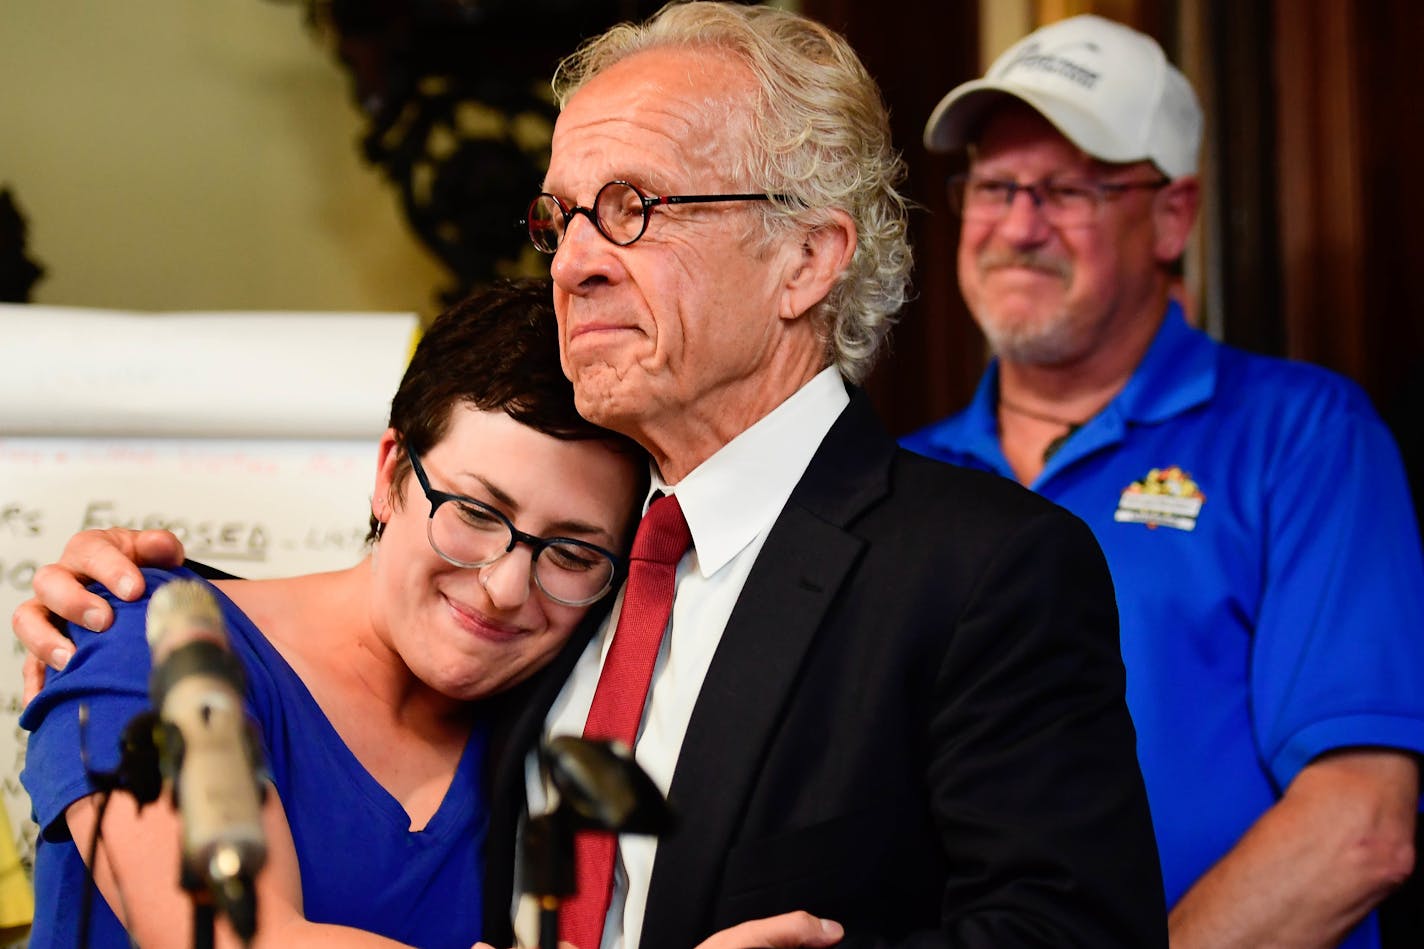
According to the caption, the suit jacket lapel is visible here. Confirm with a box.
[641,390,895,944]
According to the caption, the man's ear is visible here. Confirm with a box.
[779,208,857,321]
[1153,175,1200,263]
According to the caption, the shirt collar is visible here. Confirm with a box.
[646,367,849,578]
[1110,301,1216,424]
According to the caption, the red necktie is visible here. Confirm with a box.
[559,493,691,949]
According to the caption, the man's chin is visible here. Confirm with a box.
[573,373,645,434]
[979,315,1083,366]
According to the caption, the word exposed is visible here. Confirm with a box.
[82,501,269,562]
[78,502,369,562]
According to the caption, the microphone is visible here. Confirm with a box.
[146,579,267,941]
[524,737,675,949]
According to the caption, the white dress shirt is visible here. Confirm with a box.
[516,368,849,949]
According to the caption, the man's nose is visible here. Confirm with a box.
[995,184,1054,245]
[549,212,618,291]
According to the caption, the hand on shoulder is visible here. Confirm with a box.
[13,527,185,696]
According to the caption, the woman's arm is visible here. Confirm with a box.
[66,781,419,948]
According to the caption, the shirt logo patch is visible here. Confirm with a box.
[1114,466,1205,531]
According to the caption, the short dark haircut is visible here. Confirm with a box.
[367,277,646,542]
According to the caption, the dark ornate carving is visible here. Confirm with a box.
[276,0,730,303]
[0,188,44,303]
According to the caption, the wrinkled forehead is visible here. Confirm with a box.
[547,47,755,194]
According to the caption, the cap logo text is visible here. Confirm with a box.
[1004,42,1101,90]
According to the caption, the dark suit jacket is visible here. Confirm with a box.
[484,389,1167,948]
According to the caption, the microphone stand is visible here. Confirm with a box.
[191,894,216,949]
[521,812,572,949]
[182,848,257,949]
[539,893,561,949]
[522,737,675,949]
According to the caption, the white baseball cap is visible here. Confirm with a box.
[923,14,1202,178]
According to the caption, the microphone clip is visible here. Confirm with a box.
[80,705,164,809]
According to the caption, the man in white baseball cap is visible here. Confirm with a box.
[904,13,1424,949]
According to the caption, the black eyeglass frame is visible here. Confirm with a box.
[407,449,624,607]
[523,179,775,253]
[947,172,1172,225]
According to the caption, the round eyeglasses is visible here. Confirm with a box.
[524,180,774,253]
[948,173,1171,229]
[408,450,622,607]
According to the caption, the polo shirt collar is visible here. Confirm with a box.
[1038,302,1217,482]
[1111,301,1217,425]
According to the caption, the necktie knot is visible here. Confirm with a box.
[630,493,691,566]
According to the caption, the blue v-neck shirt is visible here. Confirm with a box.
[22,566,488,948]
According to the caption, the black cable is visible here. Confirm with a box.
[77,786,114,949]
[77,703,159,949]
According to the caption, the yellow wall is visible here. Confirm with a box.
[0,0,447,316]
[980,0,1034,63]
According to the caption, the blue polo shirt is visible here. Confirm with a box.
[902,304,1424,949]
